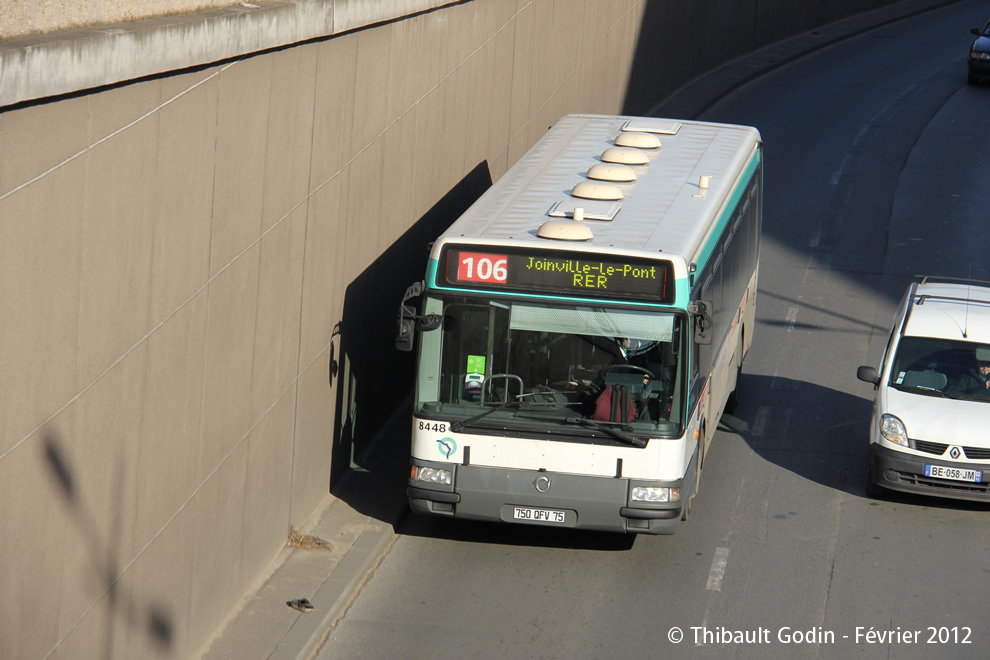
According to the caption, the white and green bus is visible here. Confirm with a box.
[396,114,761,534]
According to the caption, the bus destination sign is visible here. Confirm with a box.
[438,245,673,304]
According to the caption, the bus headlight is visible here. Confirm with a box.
[880,414,909,447]
[631,486,680,503]
[411,466,452,486]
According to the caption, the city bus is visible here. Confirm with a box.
[396,114,762,534]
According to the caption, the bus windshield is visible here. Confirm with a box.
[414,295,686,437]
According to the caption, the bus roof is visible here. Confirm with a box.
[433,114,762,266]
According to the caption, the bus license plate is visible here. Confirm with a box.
[513,506,565,523]
[925,465,982,482]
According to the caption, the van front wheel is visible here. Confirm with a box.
[865,472,886,499]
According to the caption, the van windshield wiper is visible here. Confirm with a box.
[893,384,948,397]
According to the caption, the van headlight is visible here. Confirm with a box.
[880,414,909,447]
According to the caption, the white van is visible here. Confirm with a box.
[857,277,990,500]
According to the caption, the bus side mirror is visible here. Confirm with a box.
[689,300,713,345]
[395,281,443,352]
[396,281,424,352]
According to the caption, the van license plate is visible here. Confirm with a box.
[925,465,982,482]
[513,506,565,523]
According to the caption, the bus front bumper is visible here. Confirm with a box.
[408,463,685,535]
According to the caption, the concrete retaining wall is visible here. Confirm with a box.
[0,1,461,107]
[0,1,945,657]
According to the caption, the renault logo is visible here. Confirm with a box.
[534,476,552,493]
[949,446,961,460]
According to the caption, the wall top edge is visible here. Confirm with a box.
[0,0,462,109]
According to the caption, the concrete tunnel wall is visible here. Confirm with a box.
[0,0,931,657]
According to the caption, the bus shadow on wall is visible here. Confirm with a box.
[329,161,494,504]
[724,373,990,511]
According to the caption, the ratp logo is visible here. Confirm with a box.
[437,438,457,459]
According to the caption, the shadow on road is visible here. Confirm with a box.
[722,372,990,513]
[399,512,637,552]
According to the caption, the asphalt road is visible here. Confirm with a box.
[317,2,990,658]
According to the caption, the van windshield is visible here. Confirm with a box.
[413,295,686,436]
[889,337,990,399]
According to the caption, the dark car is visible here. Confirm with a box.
[969,20,990,84]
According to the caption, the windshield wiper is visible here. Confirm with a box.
[450,401,524,432]
[514,412,646,447]
[451,393,582,432]
[893,385,948,397]
[942,390,990,401]
[564,416,647,448]
[894,384,990,402]
[453,404,647,448]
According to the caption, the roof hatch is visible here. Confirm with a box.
[587,163,636,182]
[600,147,649,165]
[614,131,661,149]
[547,199,620,221]
[537,220,594,241]
[621,118,682,135]
[571,180,623,201]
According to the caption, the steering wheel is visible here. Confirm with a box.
[602,363,655,380]
[523,386,567,403]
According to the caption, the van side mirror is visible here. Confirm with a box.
[688,300,713,345]
[856,365,880,386]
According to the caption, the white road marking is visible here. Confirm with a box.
[809,222,822,248]
[706,547,730,591]
[785,306,799,332]
[751,405,793,443]
[753,406,770,436]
